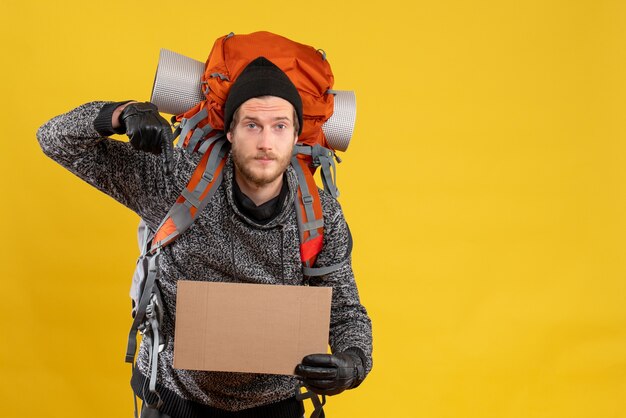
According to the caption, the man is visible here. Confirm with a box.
[37,57,372,418]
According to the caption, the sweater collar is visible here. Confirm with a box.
[232,174,289,225]
[223,154,298,228]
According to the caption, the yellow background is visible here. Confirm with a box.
[1,0,625,417]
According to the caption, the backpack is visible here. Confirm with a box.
[127,32,354,418]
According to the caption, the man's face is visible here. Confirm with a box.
[227,96,298,189]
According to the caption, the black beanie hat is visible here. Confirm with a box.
[224,56,303,134]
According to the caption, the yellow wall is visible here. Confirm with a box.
[1,1,625,417]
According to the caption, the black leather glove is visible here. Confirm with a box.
[119,102,174,174]
[295,350,366,396]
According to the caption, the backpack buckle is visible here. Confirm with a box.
[202,171,214,183]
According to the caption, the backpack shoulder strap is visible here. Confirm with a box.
[291,149,351,277]
[151,136,230,251]
[291,154,324,268]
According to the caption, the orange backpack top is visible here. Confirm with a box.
[179,31,335,149]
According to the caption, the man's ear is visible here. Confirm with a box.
[227,131,232,143]
[293,135,298,145]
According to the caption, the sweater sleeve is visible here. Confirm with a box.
[36,101,193,229]
[311,195,374,376]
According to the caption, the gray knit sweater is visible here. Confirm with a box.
[36,102,373,412]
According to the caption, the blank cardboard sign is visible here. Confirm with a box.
[173,281,332,375]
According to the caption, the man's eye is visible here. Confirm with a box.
[246,123,257,129]
[276,124,286,130]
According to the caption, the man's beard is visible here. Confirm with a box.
[231,145,293,188]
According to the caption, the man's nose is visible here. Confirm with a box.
[257,129,273,150]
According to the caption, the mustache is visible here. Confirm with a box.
[252,152,277,160]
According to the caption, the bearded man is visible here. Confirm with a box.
[37,56,372,418]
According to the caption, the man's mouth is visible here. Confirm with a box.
[254,154,276,161]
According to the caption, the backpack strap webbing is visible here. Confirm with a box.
[302,223,353,277]
[295,384,326,418]
[151,138,230,252]
[126,249,160,363]
[294,144,340,199]
[143,287,165,410]
[176,108,208,149]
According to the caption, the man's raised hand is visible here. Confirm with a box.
[119,102,174,174]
